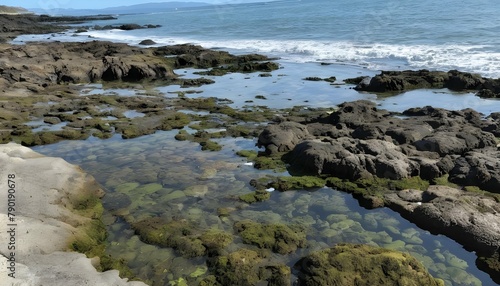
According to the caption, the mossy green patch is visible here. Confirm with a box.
[236,150,258,161]
[67,186,138,281]
[160,112,191,130]
[432,174,460,188]
[234,220,306,254]
[200,140,222,151]
[239,189,271,204]
[268,176,326,191]
[132,217,233,258]
[199,229,233,251]
[477,250,500,283]
[464,186,500,202]
[205,247,291,286]
[254,155,287,172]
[326,176,430,207]
[295,243,444,286]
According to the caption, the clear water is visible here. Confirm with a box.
[33,131,495,285]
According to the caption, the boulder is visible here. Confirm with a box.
[449,149,500,192]
[257,121,310,154]
[288,138,415,180]
[138,39,157,46]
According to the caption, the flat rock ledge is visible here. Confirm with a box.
[0,143,145,285]
[385,185,500,254]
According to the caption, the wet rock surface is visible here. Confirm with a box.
[385,185,500,253]
[347,69,500,98]
[258,100,500,191]
[257,100,500,268]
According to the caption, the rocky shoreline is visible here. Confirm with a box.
[256,100,500,281]
[2,12,500,285]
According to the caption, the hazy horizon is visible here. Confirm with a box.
[2,0,270,10]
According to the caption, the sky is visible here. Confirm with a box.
[3,0,264,10]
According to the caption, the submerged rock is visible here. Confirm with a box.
[294,243,444,286]
[234,220,307,254]
[131,217,233,258]
[205,249,291,286]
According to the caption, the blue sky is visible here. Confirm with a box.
[3,0,263,10]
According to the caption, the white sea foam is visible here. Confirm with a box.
[13,29,500,78]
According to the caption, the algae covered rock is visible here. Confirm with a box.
[132,217,232,258]
[206,249,291,286]
[295,243,444,286]
[234,220,307,254]
[239,189,271,204]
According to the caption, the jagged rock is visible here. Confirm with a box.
[259,100,500,186]
[347,69,500,98]
[449,149,500,192]
[257,121,310,154]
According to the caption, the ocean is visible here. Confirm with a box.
[17,1,500,284]
[21,0,500,78]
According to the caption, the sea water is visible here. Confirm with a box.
[16,0,500,78]
[20,0,500,284]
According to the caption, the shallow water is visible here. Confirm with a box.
[155,61,500,115]
[33,129,495,285]
[25,120,68,132]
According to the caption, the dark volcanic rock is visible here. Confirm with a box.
[347,69,500,98]
[0,41,278,94]
[449,149,500,193]
[288,139,415,180]
[139,39,157,46]
[258,100,500,188]
[257,121,310,154]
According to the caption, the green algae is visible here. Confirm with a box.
[132,217,233,258]
[295,243,444,286]
[199,229,233,251]
[254,155,287,172]
[205,248,291,286]
[236,149,258,161]
[325,175,430,208]
[268,176,326,191]
[464,185,500,203]
[239,189,271,204]
[160,112,191,131]
[200,140,222,151]
[477,251,500,284]
[234,220,307,254]
[67,185,138,282]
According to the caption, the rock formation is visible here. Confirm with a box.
[0,143,145,285]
